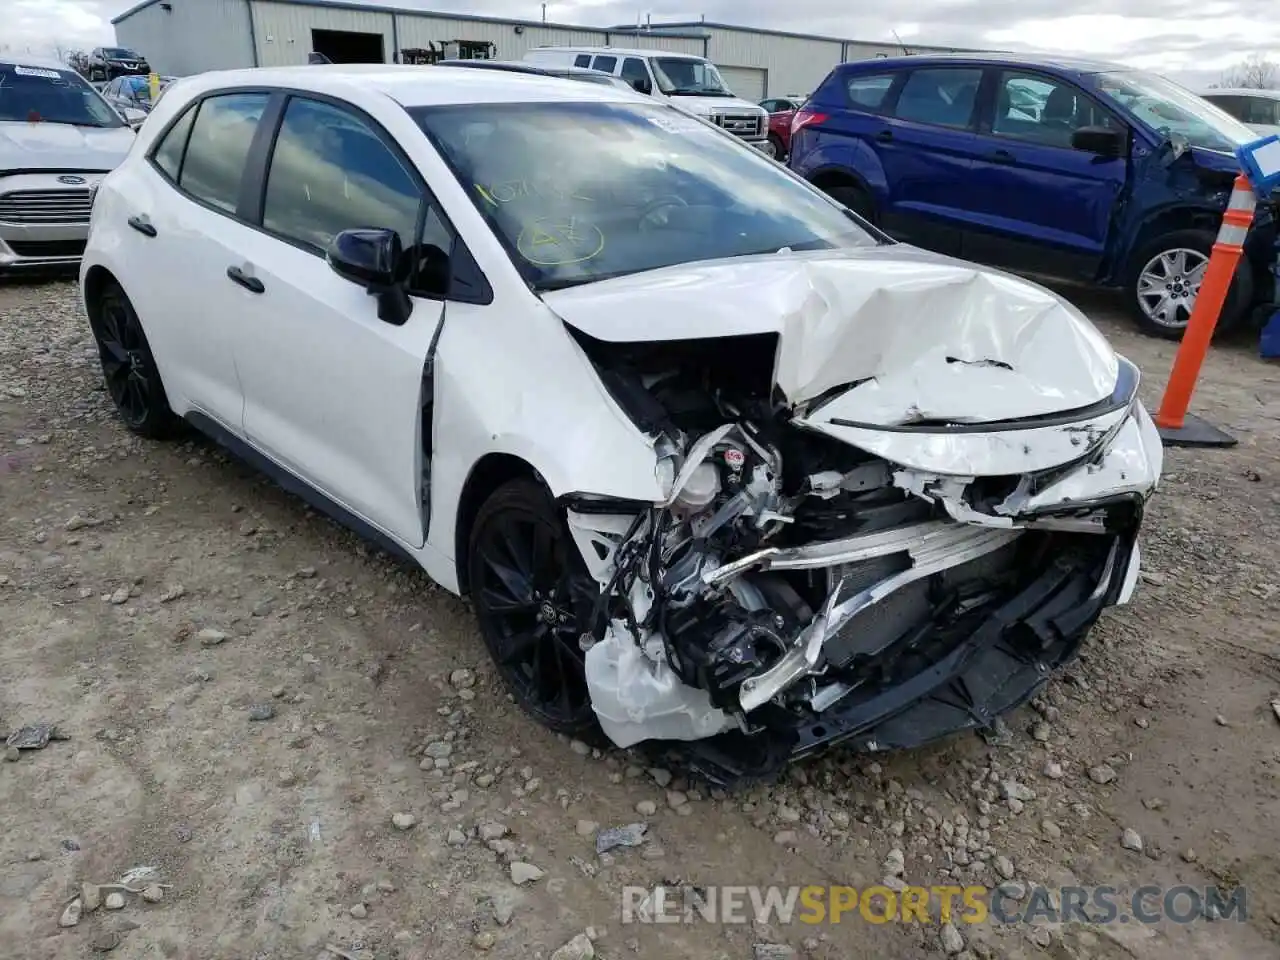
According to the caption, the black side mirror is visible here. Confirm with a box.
[1071,125,1127,159]
[631,77,651,95]
[327,228,414,325]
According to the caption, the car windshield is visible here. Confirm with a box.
[1093,69,1256,153]
[413,101,875,291]
[122,77,153,101]
[104,48,140,59]
[652,57,730,97]
[0,63,124,127]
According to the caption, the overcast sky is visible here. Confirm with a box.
[4,0,1277,89]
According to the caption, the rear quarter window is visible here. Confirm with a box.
[842,72,896,111]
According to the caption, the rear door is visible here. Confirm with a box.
[961,69,1128,278]
[121,90,272,430]
[872,65,988,255]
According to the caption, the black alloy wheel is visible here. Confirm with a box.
[468,479,600,737]
[90,281,179,439]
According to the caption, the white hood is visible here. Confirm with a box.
[0,121,135,172]
[668,95,766,120]
[543,247,1120,426]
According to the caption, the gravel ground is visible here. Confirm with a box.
[1,277,1279,960]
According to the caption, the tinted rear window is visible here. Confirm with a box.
[178,92,269,213]
[844,73,895,110]
[893,67,982,128]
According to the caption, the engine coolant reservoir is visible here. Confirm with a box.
[672,462,720,517]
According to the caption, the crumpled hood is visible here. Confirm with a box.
[0,121,134,172]
[543,247,1120,426]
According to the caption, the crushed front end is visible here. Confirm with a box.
[563,326,1159,786]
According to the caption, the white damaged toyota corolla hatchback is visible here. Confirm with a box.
[81,65,1161,784]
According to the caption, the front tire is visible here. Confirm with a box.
[1125,228,1252,341]
[468,479,600,739]
[89,281,180,439]
[768,133,785,162]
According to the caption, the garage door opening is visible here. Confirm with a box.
[311,29,385,64]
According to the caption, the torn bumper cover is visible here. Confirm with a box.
[550,250,1160,784]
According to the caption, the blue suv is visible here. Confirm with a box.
[789,54,1277,339]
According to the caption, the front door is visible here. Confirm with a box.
[227,94,448,547]
[961,70,1128,278]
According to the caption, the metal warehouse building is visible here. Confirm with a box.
[111,0,979,101]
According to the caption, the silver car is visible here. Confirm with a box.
[0,57,136,274]
[101,74,173,121]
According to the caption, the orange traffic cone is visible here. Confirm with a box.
[1151,174,1251,447]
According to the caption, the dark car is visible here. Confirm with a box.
[759,96,805,159]
[100,74,170,115]
[789,54,1276,339]
[87,47,150,82]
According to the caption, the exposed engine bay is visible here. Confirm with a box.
[561,329,1155,784]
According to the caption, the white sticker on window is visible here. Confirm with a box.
[14,65,63,80]
[647,113,703,134]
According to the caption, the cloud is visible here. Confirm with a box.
[1,1,115,57]
[4,0,1276,89]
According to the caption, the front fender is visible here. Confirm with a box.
[426,301,663,567]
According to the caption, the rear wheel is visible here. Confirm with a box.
[1125,228,1252,340]
[826,182,876,224]
[468,479,600,738]
[767,133,785,162]
[89,281,180,439]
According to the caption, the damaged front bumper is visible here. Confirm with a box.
[681,520,1137,786]
[576,355,1160,785]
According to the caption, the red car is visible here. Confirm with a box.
[759,96,806,159]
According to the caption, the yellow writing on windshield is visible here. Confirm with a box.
[516,217,605,266]
[475,179,593,207]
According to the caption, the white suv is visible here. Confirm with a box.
[81,64,1159,782]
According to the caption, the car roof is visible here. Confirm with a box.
[528,46,704,60]
[840,51,1129,75]
[437,59,553,76]
[165,63,640,108]
[1200,86,1280,99]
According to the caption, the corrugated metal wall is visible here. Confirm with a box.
[708,29,841,99]
[114,0,256,76]
[112,1,982,92]
[395,16,604,59]
[607,33,704,55]
[251,0,394,67]
[394,18,703,61]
